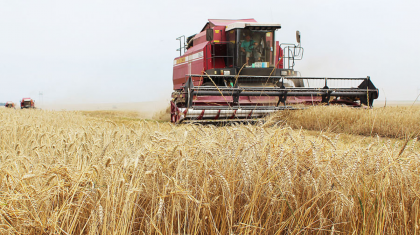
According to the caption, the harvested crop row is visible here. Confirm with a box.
[0,109,419,234]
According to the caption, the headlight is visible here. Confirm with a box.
[224,71,230,75]
[281,71,288,76]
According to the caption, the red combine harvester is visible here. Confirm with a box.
[5,101,15,108]
[20,98,35,109]
[171,19,379,123]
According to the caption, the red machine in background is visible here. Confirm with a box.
[5,101,15,108]
[171,19,379,123]
[21,98,35,109]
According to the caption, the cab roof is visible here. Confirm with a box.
[225,22,281,31]
[201,19,257,31]
[208,19,257,26]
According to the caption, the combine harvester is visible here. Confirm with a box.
[5,101,15,108]
[20,98,35,109]
[171,19,379,123]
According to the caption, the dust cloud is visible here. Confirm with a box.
[39,100,170,120]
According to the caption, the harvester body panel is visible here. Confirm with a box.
[171,19,379,123]
[173,42,206,90]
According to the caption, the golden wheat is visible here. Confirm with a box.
[271,105,420,139]
[0,108,419,234]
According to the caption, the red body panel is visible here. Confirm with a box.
[173,42,207,90]
[276,41,284,69]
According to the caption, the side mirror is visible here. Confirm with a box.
[206,29,214,41]
[296,30,301,44]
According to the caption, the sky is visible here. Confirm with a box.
[0,0,419,105]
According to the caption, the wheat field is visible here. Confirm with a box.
[272,105,420,139]
[0,108,419,234]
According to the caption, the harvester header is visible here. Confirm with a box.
[171,19,379,123]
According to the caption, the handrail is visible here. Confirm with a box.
[279,43,304,69]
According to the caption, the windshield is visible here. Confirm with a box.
[235,29,275,67]
[23,101,31,106]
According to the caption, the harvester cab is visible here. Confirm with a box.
[171,19,379,123]
[21,98,35,109]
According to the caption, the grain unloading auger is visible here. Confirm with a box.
[171,19,379,123]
